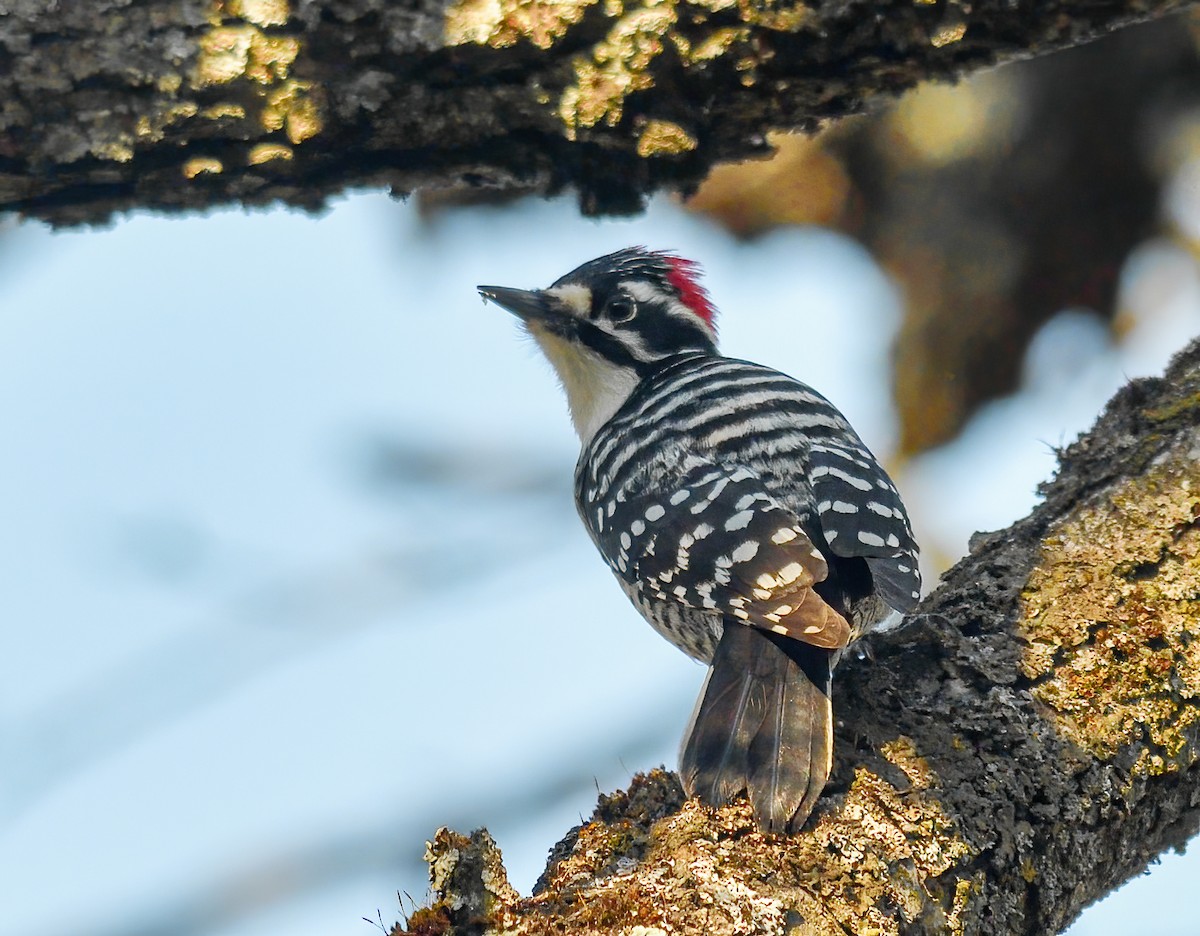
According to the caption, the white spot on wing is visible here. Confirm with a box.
[731,541,759,563]
[724,510,753,531]
[858,531,886,548]
[778,561,804,584]
[645,504,665,521]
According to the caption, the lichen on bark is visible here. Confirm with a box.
[1020,432,1200,775]
[2,0,1194,223]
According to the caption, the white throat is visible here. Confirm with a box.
[527,326,639,446]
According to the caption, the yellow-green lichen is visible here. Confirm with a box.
[504,748,974,936]
[93,141,135,162]
[444,0,596,49]
[1019,434,1200,775]
[560,0,678,137]
[636,118,697,157]
[200,103,247,120]
[445,0,818,142]
[226,0,291,27]
[248,142,294,164]
[183,156,224,178]
[190,1,324,148]
[558,1,817,141]
[194,25,298,86]
[929,19,967,48]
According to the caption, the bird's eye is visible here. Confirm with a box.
[605,296,637,323]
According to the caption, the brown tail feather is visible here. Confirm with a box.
[679,622,834,834]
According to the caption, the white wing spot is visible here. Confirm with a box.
[673,585,688,598]
[858,531,886,548]
[607,501,617,517]
[756,573,779,590]
[645,504,665,522]
[670,489,690,505]
[724,510,754,531]
[826,530,839,542]
[867,502,894,518]
[832,500,859,514]
[753,587,773,600]
[731,541,759,563]
[714,568,731,585]
[803,624,823,634]
[617,555,628,572]
[764,613,781,623]
[733,608,750,620]
[770,624,790,635]
[912,590,921,599]
[620,532,632,550]
[679,533,695,549]
[693,523,714,540]
[778,562,805,584]
[886,533,900,548]
[630,519,646,536]
[897,564,911,573]
[771,527,798,544]
[774,604,793,616]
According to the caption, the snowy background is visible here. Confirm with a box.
[1,190,1197,936]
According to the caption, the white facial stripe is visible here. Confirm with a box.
[545,283,592,318]
[621,280,713,338]
[622,280,662,303]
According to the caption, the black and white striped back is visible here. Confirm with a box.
[574,352,921,663]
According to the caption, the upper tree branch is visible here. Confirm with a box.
[0,0,1194,225]
[407,339,1200,935]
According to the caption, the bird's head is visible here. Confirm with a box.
[480,247,719,443]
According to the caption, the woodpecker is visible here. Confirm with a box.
[480,248,920,833]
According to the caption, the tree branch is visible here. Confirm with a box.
[406,337,1200,934]
[1,0,1194,225]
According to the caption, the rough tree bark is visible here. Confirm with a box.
[405,339,1200,935]
[0,0,1194,225]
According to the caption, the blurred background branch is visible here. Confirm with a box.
[0,0,1194,223]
